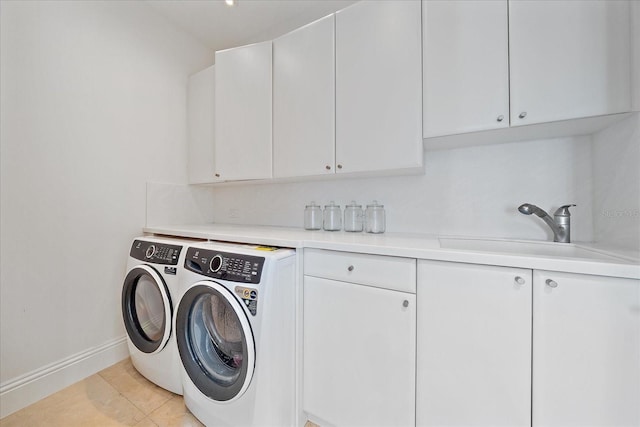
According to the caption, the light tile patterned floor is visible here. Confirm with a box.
[0,358,318,427]
[0,359,204,427]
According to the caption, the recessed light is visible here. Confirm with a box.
[225,0,235,6]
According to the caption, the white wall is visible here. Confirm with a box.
[632,0,640,111]
[0,0,213,415]
[211,136,594,243]
[592,113,640,252]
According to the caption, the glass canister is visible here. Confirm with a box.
[344,201,363,232]
[304,202,323,230]
[365,200,385,234]
[323,201,342,231]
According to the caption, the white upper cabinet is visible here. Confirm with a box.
[423,0,632,139]
[187,65,219,184]
[214,41,272,181]
[532,271,640,427]
[273,15,335,178]
[423,1,509,138]
[509,0,631,126]
[335,0,423,174]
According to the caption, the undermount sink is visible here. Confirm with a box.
[438,238,630,262]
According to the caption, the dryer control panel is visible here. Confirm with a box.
[130,240,182,265]
[185,247,265,284]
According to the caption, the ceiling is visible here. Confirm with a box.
[145,0,358,53]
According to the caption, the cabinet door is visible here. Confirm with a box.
[533,271,640,426]
[335,0,423,174]
[214,41,272,181]
[303,276,416,426]
[273,15,335,178]
[417,261,532,427]
[509,0,631,126]
[187,66,219,184]
[423,0,509,138]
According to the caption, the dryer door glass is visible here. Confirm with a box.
[134,275,165,342]
[122,265,172,354]
[177,282,255,402]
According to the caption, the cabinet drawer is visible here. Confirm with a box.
[304,249,416,293]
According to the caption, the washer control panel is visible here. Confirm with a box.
[130,240,181,265]
[185,247,265,284]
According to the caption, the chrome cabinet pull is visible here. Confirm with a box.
[514,276,526,285]
[403,300,409,308]
[325,165,331,170]
[546,279,558,288]
[347,265,354,272]
[497,115,504,122]
[519,112,527,119]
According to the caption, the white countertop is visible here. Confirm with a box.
[143,223,640,279]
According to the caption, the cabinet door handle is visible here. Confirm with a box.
[514,276,526,285]
[215,173,220,178]
[337,164,343,170]
[497,115,504,122]
[403,300,409,308]
[546,279,558,288]
[325,165,331,170]
[519,112,527,119]
[347,265,354,272]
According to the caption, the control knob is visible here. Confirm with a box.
[210,255,223,272]
[145,245,156,259]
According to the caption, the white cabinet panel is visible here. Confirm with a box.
[335,0,423,174]
[273,15,335,178]
[632,0,640,111]
[533,270,640,427]
[303,276,416,426]
[214,41,272,181]
[187,65,219,184]
[509,0,631,126]
[417,260,532,427]
[303,248,416,294]
[423,0,509,137]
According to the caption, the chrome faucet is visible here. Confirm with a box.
[518,203,576,243]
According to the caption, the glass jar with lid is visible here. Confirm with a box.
[323,201,342,231]
[304,202,323,230]
[344,201,363,232]
[365,201,385,234]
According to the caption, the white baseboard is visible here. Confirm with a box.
[0,336,129,419]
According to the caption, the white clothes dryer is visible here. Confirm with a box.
[122,236,195,395]
[175,242,296,427]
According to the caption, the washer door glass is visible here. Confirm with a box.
[122,265,172,354]
[177,282,255,402]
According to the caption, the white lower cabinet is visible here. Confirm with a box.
[302,252,638,426]
[417,260,532,427]
[533,270,640,427]
[417,261,640,427]
[303,250,416,426]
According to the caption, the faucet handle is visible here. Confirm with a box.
[554,204,576,217]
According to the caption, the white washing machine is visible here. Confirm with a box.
[122,236,195,395]
[175,242,296,427]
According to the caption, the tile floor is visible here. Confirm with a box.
[0,358,318,427]
[0,358,204,427]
